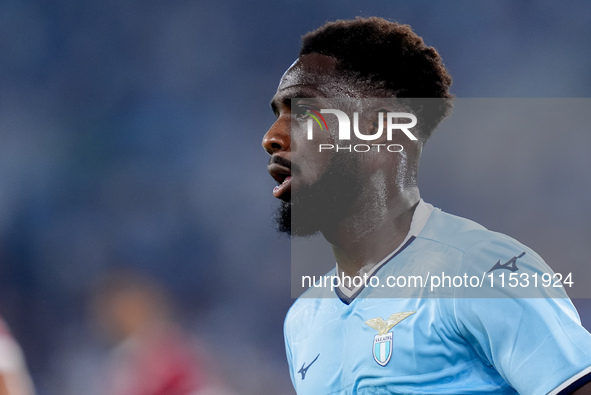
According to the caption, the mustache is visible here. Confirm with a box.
[269,156,300,175]
[269,155,291,168]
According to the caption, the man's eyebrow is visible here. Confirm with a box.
[269,85,324,114]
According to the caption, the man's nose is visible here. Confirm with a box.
[262,117,291,154]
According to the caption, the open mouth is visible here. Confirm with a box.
[268,162,292,201]
[273,175,292,199]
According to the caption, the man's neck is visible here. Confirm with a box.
[322,188,421,279]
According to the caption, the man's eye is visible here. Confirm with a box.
[294,106,311,121]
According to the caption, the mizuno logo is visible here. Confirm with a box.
[298,354,319,380]
[488,252,525,273]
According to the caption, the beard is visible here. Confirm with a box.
[274,152,363,237]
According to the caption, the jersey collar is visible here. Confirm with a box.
[335,199,434,302]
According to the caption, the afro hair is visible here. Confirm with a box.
[300,17,453,140]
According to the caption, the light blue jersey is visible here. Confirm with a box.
[284,201,591,394]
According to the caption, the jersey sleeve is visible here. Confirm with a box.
[453,237,591,395]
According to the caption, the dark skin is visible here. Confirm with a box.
[263,53,591,395]
[263,53,422,280]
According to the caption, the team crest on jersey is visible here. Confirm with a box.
[365,311,415,366]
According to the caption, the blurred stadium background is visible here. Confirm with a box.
[0,1,590,394]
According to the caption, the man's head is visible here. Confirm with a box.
[263,17,453,236]
[299,17,453,138]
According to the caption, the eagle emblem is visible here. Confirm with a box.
[365,311,415,366]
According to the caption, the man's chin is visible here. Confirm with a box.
[274,200,292,236]
[274,200,321,238]
[273,152,362,237]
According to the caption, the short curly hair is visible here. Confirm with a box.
[300,17,453,140]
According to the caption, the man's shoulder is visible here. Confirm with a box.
[415,204,564,298]
[419,205,535,256]
[284,269,338,327]
[412,205,552,277]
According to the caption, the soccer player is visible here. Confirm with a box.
[262,17,591,394]
[91,272,211,395]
